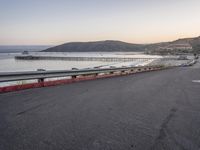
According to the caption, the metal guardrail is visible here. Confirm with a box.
[0,66,163,83]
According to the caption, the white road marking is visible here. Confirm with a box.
[192,80,200,83]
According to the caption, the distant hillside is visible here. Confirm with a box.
[145,36,200,54]
[43,36,200,54]
[43,40,145,52]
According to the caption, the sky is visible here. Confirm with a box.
[0,0,200,45]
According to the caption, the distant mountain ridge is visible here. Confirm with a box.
[43,36,200,54]
[43,40,145,52]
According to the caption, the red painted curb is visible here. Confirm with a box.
[0,68,164,93]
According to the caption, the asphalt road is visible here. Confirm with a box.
[0,64,200,150]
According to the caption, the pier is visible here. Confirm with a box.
[15,55,156,62]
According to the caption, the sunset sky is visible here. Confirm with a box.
[0,0,200,45]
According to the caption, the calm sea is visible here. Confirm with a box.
[0,45,148,72]
[0,48,156,86]
[0,53,121,72]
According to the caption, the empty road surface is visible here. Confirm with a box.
[0,63,200,150]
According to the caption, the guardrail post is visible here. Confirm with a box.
[121,70,125,74]
[38,78,44,83]
[37,69,45,83]
[72,75,76,79]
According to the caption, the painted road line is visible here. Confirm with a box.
[192,80,200,83]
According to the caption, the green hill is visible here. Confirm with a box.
[43,36,200,54]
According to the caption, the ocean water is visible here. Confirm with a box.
[0,52,159,87]
[0,45,52,53]
[0,53,114,72]
[0,52,159,72]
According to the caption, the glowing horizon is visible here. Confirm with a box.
[0,0,200,45]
